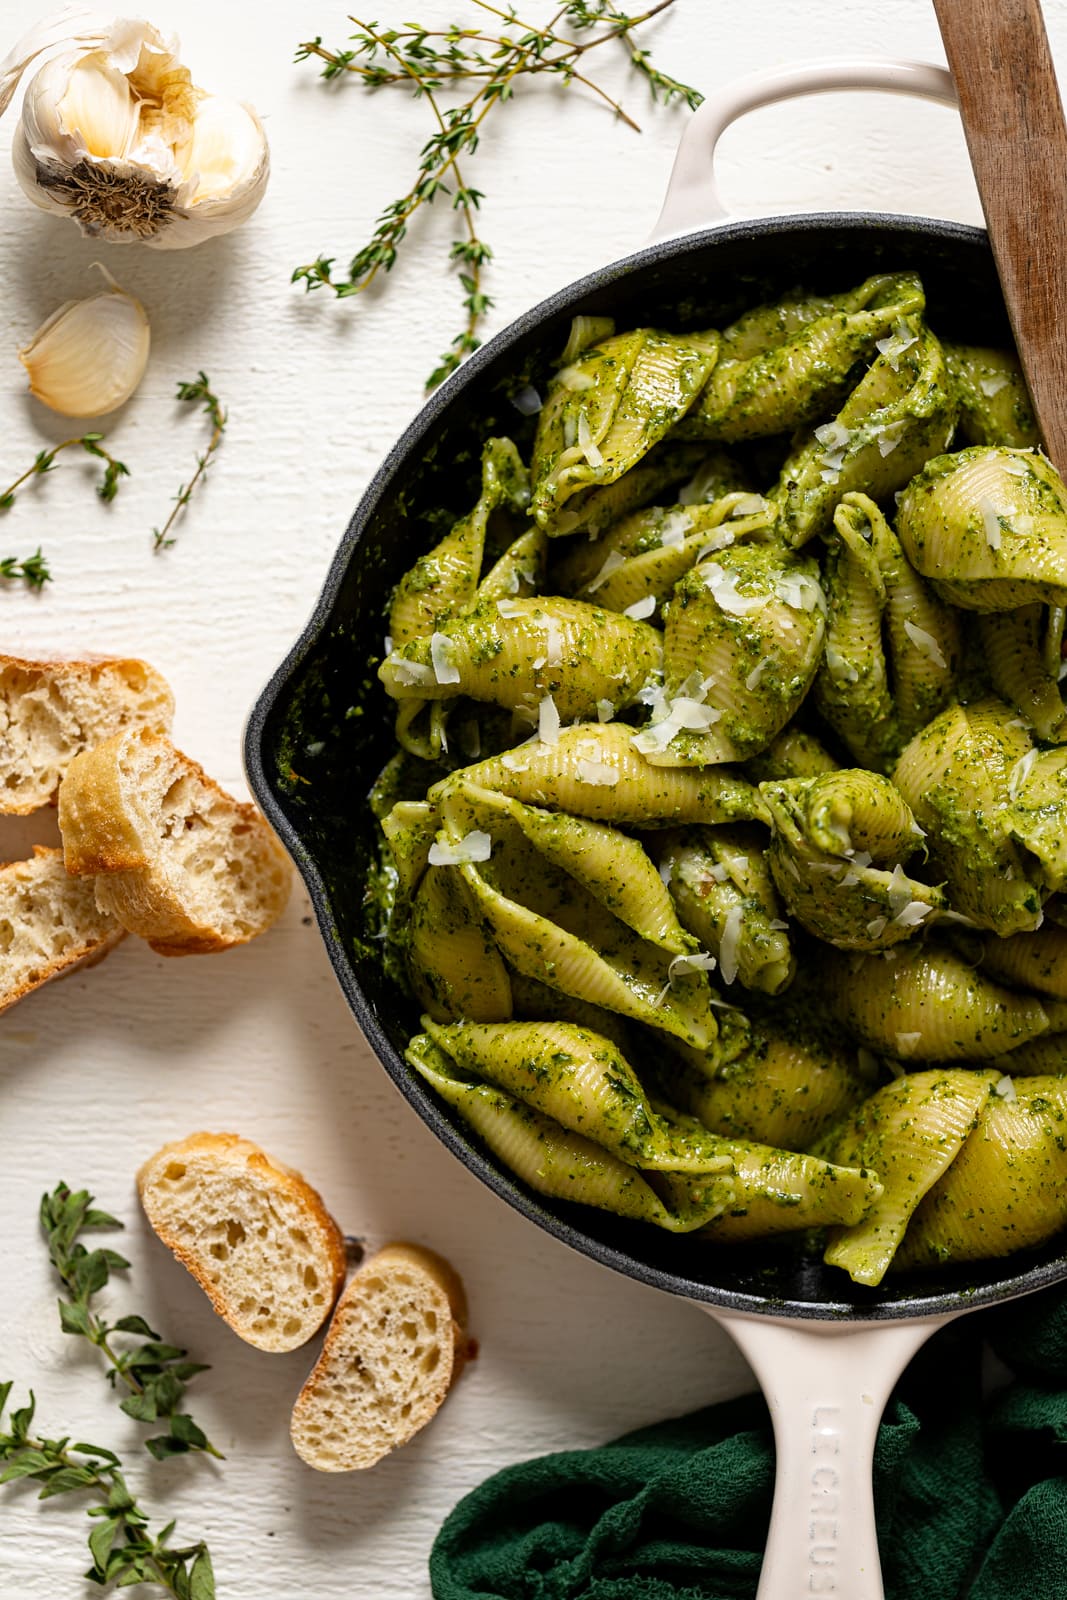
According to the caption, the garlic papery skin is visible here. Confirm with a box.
[19,270,150,417]
[0,13,269,249]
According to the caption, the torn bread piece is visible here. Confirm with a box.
[138,1132,347,1352]
[58,729,291,955]
[290,1243,472,1471]
[0,653,173,814]
[0,845,124,1013]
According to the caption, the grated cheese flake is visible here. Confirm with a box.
[702,561,765,616]
[995,1074,1018,1101]
[668,950,717,982]
[496,598,526,618]
[979,373,1010,398]
[538,695,561,746]
[978,495,1004,551]
[558,364,595,392]
[895,1031,922,1054]
[428,829,492,867]
[892,900,933,928]
[544,615,564,666]
[391,656,437,688]
[1008,747,1041,801]
[875,320,918,371]
[577,410,604,468]
[658,510,691,547]
[866,916,888,939]
[430,631,462,685]
[624,594,657,621]
[745,658,772,692]
[718,904,744,985]
[875,420,908,457]
[1001,454,1031,477]
[585,549,626,594]
[511,384,543,415]
[777,571,825,612]
[825,643,860,684]
[576,757,619,787]
[903,619,947,669]
[596,698,615,723]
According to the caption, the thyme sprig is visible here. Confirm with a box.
[153,374,227,552]
[293,1,701,388]
[0,1386,215,1597]
[0,432,129,510]
[40,1184,222,1463]
[0,549,52,590]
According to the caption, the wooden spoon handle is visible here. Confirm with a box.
[933,0,1067,474]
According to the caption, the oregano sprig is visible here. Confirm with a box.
[293,1,701,388]
[0,432,129,511]
[0,1385,215,1597]
[40,1184,222,1463]
[152,373,227,551]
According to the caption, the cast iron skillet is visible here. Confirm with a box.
[246,60,1067,1600]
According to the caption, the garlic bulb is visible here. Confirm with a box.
[0,12,268,249]
[20,266,149,416]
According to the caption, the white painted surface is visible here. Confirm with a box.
[0,1,1063,1594]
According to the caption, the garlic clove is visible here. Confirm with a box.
[19,269,150,418]
[57,51,137,159]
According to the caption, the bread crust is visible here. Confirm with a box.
[138,1132,347,1352]
[290,1241,471,1471]
[0,846,125,1013]
[59,729,292,954]
[0,653,173,815]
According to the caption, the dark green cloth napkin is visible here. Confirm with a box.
[430,1286,1067,1600]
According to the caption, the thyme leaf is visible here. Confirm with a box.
[0,432,129,511]
[0,548,52,591]
[152,374,227,552]
[40,1183,222,1462]
[293,1,701,389]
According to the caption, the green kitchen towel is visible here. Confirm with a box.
[431,1286,1067,1600]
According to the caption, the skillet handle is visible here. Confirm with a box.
[705,1306,958,1600]
[649,60,957,242]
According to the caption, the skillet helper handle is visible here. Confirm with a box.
[933,0,1067,476]
[709,1309,955,1600]
[649,59,957,241]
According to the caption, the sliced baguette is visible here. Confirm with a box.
[0,845,124,1012]
[138,1132,347,1352]
[58,728,292,955]
[0,653,173,814]
[290,1242,471,1471]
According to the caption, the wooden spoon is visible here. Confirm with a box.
[933,0,1067,474]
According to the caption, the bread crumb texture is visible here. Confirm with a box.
[138,1132,346,1352]
[0,846,124,1011]
[291,1242,470,1471]
[59,729,292,953]
[0,655,173,814]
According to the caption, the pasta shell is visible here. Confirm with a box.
[380,597,662,722]
[475,525,547,606]
[407,866,513,1023]
[978,605,1067,741]
[896,446,1067,611]
[680,271,925,443]
[407,1035,736,1231]
[540,440,711,542]
[507,969,636,1053]
[893,699,1046,935]
[769,320,956,547]
[1004,746,1067,894]
[380,799,437,898]
[822,942,1048,1061]
[658,826,794,995]
[823,1068,999,1285]
[694,1140,883,1242]
[895,1077,1067,1268]
[981,924,1067,998]
[945,344,1039,449]
[744,727,840,782]
[530,328,720,531]
[434,722,769,828]
[389,436,529,646]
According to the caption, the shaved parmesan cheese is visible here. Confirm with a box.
[768,918,790,931]
[511,384,542,415]
[702,562,765,616]
[978,495,1004,551]
[383,634,393,657]
[730,493,770,518]
[659,859,673,887]
[558,365,595,392]
[1001,454,1031,477]
[576,757,619,786]
[995,1074,1018,1101]
[886,863,914,916]
[658,510,691,547]
[668,950,717,980]
[903,619,947,669]
[745,658,772,692]
[892,900,933,928]
[496,598,526,618]
[624,595,657,621]
[875,420,907,457]
[866,916,888,939]
[538,695,561,746]
[428,830,492,866]
[430,632,461,685]
[544,615,564,667]
[895,1031,922,1054]
[554,510,581,536]
[825,644,860,684]
[718,904,743,985]
[777,572,825,612]
[979,373,1010,398]
[705,861,731,883]
[596,698,615,723]
[815,420,851,449]
[875,322,918,371]
[577,409,604,468]
[1008,748,1041,800]
[390,657,437,688]
[819,468,841,484]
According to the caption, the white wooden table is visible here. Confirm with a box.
[0,1,1061,1593]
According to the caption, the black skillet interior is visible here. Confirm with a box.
[246,213,1067,1322]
